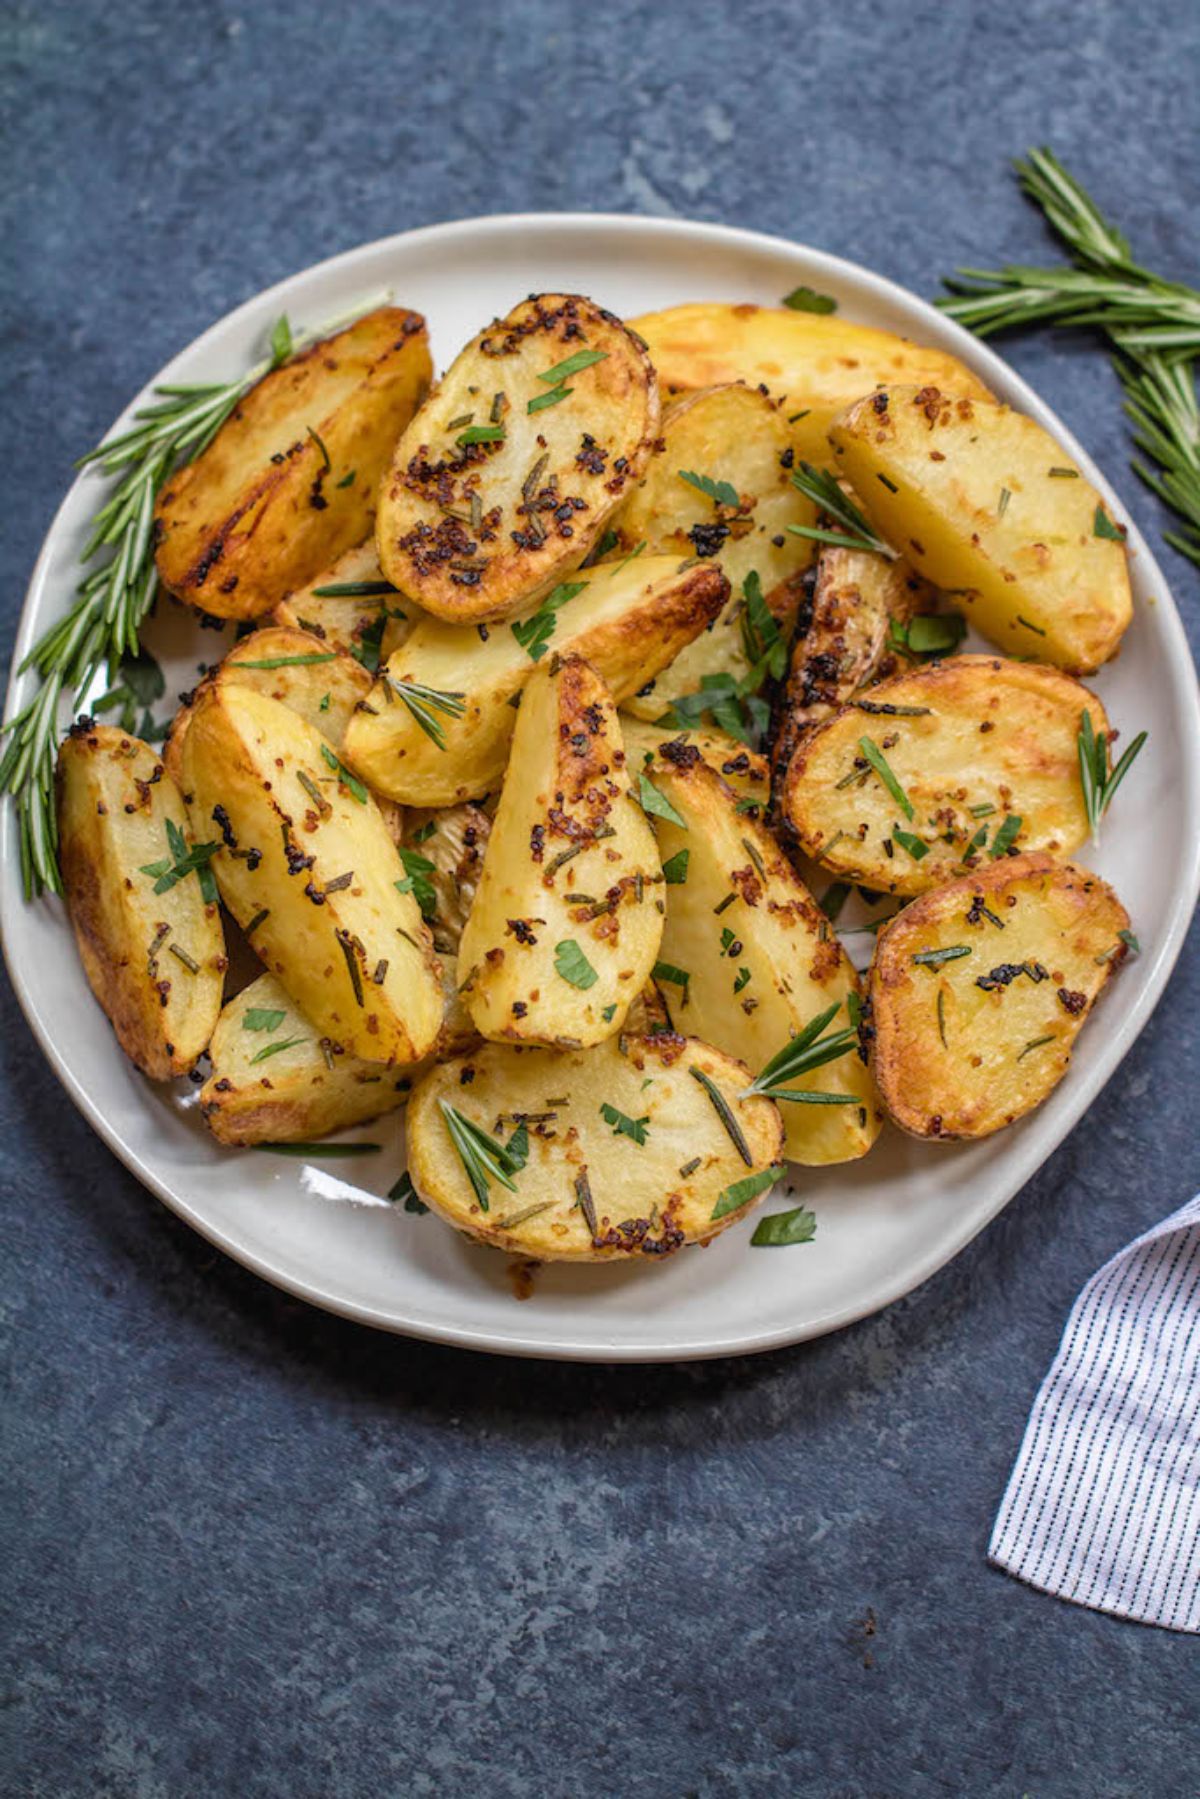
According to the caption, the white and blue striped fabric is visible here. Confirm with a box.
[990,1193,1200,1634]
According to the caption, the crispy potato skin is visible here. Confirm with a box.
[273,540,414,663]
[620,716,771,808]
[781,654,1107,896]
[459,656,663,1046]
[377,295,660,624]
[629,304,991,465]
[406,1033,784,1261]
[768,545,931,793]
[341,555,728,805]
[828,385,1133,672]
[56,723,225,1079]
[866,853,1129,1139]
[154,308,431,621]
[181,684,442,1064]
[647,746,881,1166]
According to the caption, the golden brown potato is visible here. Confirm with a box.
[620,716,771,810]
[164,626,371,787]
[273,540,414,666]
[645,742,881,1166]
[405,1032,785,1261]
[181,684,442,1064]
[154,307,431,621]
[56,722,225,1079]
[828,385,1133,672]
[781,655,1108,897]
[629,303,992,465]
[340,554,728,806]
[376,295,659,624]
[865,853,1130,1139]
[400,802,492,955]
[458,655,663,1046]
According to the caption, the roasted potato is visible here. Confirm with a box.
[645,743,881,1165]
[406,1032,785,1261]
[828,385,1133,672]
[164,625,371,787]
[181,684,442,1064]
[781,655,1108,897]
[273,540,414,665]
[401,802,492,955]
[620,716,771,810]
[154,307,431,621]
[341,554,728,805]
[865,853,1130,1139]
[629,303,991,466]
[376,295,659,624]
[56,722,225,1079]
[458,655,663,1046]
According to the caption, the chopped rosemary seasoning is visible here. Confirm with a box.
[297,770,331,816]
[859,737,913,820]
[235,652,338,669]
[1016,615,1047,636]
[539,348,609,384]
[324,870,354,894]
[312,580,399,597]
[988,814,1023,858]
[254,1141,381,1157]
[574,1168,598,1237]
[249,1034,309,1065]
[997,486,1012,517]
[912,944,972,968]
[336,931,365,1006]
[892,825,929,861]
[527,386,571,414]
[456,423,505,446]
[689,1066,752,1165]
[244,908,269,937]
[168,943,200,974]
[1017,1034,1056,1060]
[320,744,368,804]
[937,988,948,1048]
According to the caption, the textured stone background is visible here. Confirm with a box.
[2,2,1197,1794]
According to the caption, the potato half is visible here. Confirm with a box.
[645,743,881,1166]
[828,385,1133,672]
[458,655,663,1046]
[620,716,771,810]
[56,723,225,1079]
[341,554,728,805]
[181,684,442,1064]
[865,853,1130,1139]
[629,303,991,465]
[376,294,659,624]
[155,307,432,621]
[781,654,1107,896]
[406,1033,785,1261]
[273,540,414,665]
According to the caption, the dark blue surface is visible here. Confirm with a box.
[2,3,1198,1793]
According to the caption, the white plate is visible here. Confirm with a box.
[3,214,1198,1362]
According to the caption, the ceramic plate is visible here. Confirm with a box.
[3,214,1197,1361]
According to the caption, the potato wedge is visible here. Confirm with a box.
[629,303,991,466]
[273,540,414,665]
[341,554,728,805]
[56,722,225,1079]
[181,684,442,1064]
[645,744,881,1165]
[781,655,1107,897]
[458,655,662,1045]
[154,307,431,621]
[406,1032,785,1261]
[199,958,476,1146]
[376,294,659,624]
[401,802,492,955]
[620,716,771,810]
[164,625,371,786]
[865,853,1130,1139]
[828,385,1133,672]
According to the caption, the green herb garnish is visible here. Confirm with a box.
[661,849,689,885]
[599,1102,649,1146]
[988,813,1024,858]
[744,1003,857,1100]
[554,940,598,990]
[1093,505,1125,541]
[254,1141,382,1157]
[651,960,689,992]
[912,945,972,968]
[510,580,587,662]
[782,285,837,315]
[751,1205,818,1247]
[690,1066,752,1165]
[859,736,913,820]
[243,1007,286,1033]
[788,462,894,557]
[539,349,609,384]
[387,677,466,750]
[527,387,570,415]
[320,744,368,804]
[456,423,506,446]
[234,652,338,669]
[1077,710,1148,840]
[679,469,740,508]
[140,819,220,902]
[711,1164,784,1221]
[312,579,399,597]
[892,826,930,861]
[395,847,437,921]
[438,1102,521,1211]
[389,1172,429,1214]
[249,1035,309,1065]
[638,772,686,828]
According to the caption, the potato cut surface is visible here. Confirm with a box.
[620,716,771,809]
[56,723,225,1079]
[629,304,991,465]
[646,744,881,1165]
[406,1032,785,1262]
[182,684,442,1064]
[377,294,659,623]
[829,385,1133,672]
[274,539,414,665]
[866,853,1130,1139]
[459,655,663,1046]
[781,655,1107,896]
[155,307,431,620]
[341,554,727,805]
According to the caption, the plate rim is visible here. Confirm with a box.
[4,208,1199,1362]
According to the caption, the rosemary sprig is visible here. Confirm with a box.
[386,677,467,749]
[788,463,895,558]
[939,148,1200,564]
[1,291,390,897]
[438,1100,521,1212]
[1077,710,1148,842]
[743,1002,858,1101]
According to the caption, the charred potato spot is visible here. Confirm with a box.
[155,308,432,621]
[619,716,770,808]
[866,853,1129,1139]
[828,385,1132,672]
[781,654,1107,897]
[377,295,660,624]
[405,1034,784,1261]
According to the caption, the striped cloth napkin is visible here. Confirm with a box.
[990,1193,1200,1633]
